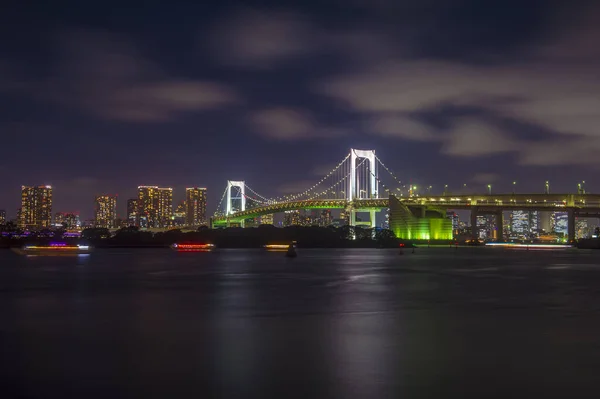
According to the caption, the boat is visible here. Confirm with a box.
[171,243,215,252]
[12,242,93,256]
[285,241,298,258]
[263,244,291,252]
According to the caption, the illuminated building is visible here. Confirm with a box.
[95,195,117,228]
[137,186,173,228]
[55,212,79,229]
[0,210,5,224]
[127,199,139,226]
[20,185,52,230]
[552,212,568,236]
[185,187,207,226]
[446,211,459,235]
[260,214,274,225]
[476,215,491,240]
[157,188,173,228]
[173,202,186,226]
[319,210,332,227]
[284,210,301,226]
[576,218,589,239]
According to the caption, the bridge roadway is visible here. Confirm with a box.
[212,193,600,240]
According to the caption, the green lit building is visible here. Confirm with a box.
[388,195,453,240]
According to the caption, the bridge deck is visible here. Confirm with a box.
[213,194,600,223]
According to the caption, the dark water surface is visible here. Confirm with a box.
[2,248,600,398]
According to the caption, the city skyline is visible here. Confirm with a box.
[2,1,600,219]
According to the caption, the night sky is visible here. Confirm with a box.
[2,0,599,220]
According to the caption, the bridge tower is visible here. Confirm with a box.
[349,149,378,228]
[226,181,246,226]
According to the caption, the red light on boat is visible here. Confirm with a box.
[399,243,405,247]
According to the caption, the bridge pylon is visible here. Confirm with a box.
[226,180,246,227]
[349,149,379,228]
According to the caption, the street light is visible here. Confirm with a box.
[545,180,550,194]
[444,184,448,196]
[512,181,516,195]
[487,184,492,195]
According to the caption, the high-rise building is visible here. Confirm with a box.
[0,210,6,224]
[173,202,186,226]
[185,187,207,226]
[446,211,459,235]
[552,212,568,236]
[95,195,117,228]
[319,210,332,227]
[157,188,173,228]
[20,185,52,230]
[127,199,139,226]
[260,214,274,225]
[510,210,539,238]
[576,218,589,239]
[137,186,172,228]
[284,210,302,226]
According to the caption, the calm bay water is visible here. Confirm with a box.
[2,248,600,398]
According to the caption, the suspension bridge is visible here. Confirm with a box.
[211,148,600,241]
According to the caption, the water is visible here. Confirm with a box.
[2,248,600,398]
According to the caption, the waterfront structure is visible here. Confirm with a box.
[19,185,52,230]
[95,195,117,228]
[186,187,207,226]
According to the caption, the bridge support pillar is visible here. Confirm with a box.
[567,209,575,242]
[349,210,356,227]
[495,211,503,242]
[470,207,479,241]
[370,210,377,229]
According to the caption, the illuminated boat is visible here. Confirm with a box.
[264,241,297,252]
[171,243,215,252]
[12,242,93,256]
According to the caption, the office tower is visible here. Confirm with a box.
[20,185,52,230]
[510,210,539,238]
[576,218,589,239]
[186,187,207,226]
[95,195,117,228]
[446,211,459,235]
[552,212,568,236]
[127,199,139,226]
[510,211,528,235]
[0,210,5,224]
[260,214,274,225]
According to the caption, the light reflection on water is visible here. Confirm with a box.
[2,248,600,398]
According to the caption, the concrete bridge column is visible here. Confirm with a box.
[567,208,575,242]
[471,207,479,240]
[495,211,503,242]
[370,210,377,228]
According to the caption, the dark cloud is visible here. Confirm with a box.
[250,107,346,140]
